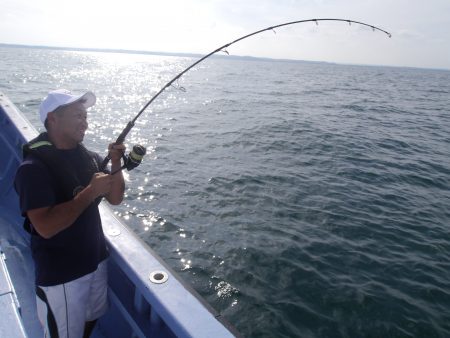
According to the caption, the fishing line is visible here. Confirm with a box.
[101,18,391,171]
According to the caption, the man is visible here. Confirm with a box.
[14,89,125,338]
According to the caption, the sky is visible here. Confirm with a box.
[1,0,449,70]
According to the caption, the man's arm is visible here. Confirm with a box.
[27,173,112,239]
[104,144,126,205]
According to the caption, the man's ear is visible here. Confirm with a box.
[45,112,56,130]
[46,111,57,126]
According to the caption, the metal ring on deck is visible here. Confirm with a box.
[107,228,121,237]
[149,271,169,284]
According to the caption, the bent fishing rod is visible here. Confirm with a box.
[103,18,391,173]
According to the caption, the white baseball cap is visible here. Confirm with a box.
[39,89,96,124]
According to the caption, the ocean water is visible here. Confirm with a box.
[1,45,450,337]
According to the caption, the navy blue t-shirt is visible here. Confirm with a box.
[14,148,109,286]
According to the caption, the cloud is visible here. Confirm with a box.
[395,29,424,40]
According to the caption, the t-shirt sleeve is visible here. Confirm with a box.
[14,160,56,215]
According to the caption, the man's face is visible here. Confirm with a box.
[52,101,88,145]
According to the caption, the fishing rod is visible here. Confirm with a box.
[101,18,391,172]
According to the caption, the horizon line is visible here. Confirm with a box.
[0,42,329,64]
[1,42,448,72]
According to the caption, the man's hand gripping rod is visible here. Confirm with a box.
[101,121,146,175]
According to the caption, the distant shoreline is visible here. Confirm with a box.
[0,42,325,65]
[1,43,448,71]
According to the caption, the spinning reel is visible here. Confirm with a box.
[111,144,146,175]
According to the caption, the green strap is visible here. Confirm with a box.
[28,141,52,149]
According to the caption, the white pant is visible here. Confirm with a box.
[36,260,109,338]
